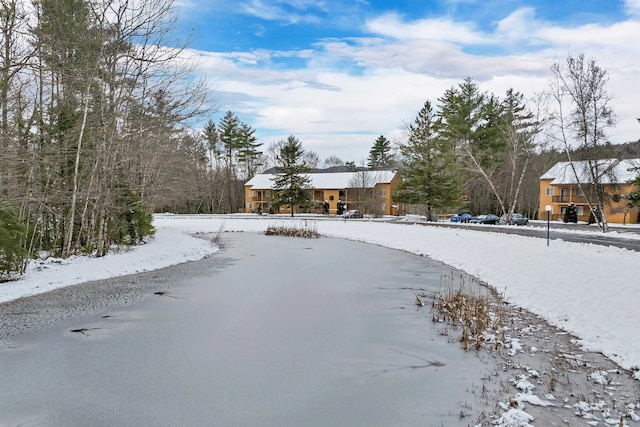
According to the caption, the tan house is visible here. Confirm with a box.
[244,169,403,216]
[538,158,640,224]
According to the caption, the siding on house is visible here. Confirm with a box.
[538,159,640,224]
[244,170,403,216]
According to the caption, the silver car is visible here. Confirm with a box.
[501,213,529,225]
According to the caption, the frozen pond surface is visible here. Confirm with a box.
[0,233,493,426]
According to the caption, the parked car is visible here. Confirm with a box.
[342,209,361,219]
[469,214,500,224]
[501,213,529,226]
[451,212,473,223]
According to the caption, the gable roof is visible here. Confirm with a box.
[245,170,397,190]
[540,159,640,185]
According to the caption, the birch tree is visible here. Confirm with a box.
[495,89,543,222]
[549,53,616,232]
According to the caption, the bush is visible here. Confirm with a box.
[108,200,155,246]
[265,221,320,238]
[0,203,30,280]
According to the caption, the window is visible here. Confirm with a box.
[250,190,255,197]
[575,187,584,197]
[381,203,386,212]
[545,187,553,196]
[248,203,253,210]
[265,190,271,198]
[380,189,387,197]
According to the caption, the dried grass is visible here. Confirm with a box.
[264,221,320,238]
[430,273,508,352]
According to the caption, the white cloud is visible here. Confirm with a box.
[189,3,640,161]
[240,0,326,24]
[495,7,540,44]
[365,12,490,44]
[624,0,640,16]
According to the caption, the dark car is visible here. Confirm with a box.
[469,214,500,224]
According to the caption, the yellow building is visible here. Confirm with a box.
[244,170,402,216]
[538,158,640,224]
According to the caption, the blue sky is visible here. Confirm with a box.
[176,0,640,163]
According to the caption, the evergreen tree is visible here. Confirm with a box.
[218,111,242,212]
[203,120,221,161]
[0,202,29,279]
[236,122,262,180]
[271,136,312,217]
[202,119,222,213]
[345,161,357,171]
[368,135,393,169]
[437,77,506,214]
[393,101,461,220]
[623,167,640,209]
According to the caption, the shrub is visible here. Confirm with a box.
[0,203,30,280]
[265,221,320,238]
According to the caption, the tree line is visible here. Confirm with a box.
[0,0,210,278]
[390,54,640,231]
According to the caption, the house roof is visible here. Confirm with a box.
[245,170,397,190]
[540,159,640,185]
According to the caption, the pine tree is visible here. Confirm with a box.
[236,122,262,180]
[393,101,461,220]
[437,77,507,214]
[368,135,393,169]
[0,202,29,279]
[271,136,312,217]
[218,111,242,212]
[623,167,640,209]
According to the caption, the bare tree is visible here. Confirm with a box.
[348,169,378,216]
[261,139,286,170]
[549,53,616,232]
[303,149,320,169]
[323,155,344,168]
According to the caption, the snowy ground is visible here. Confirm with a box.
[2,213,639,426]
